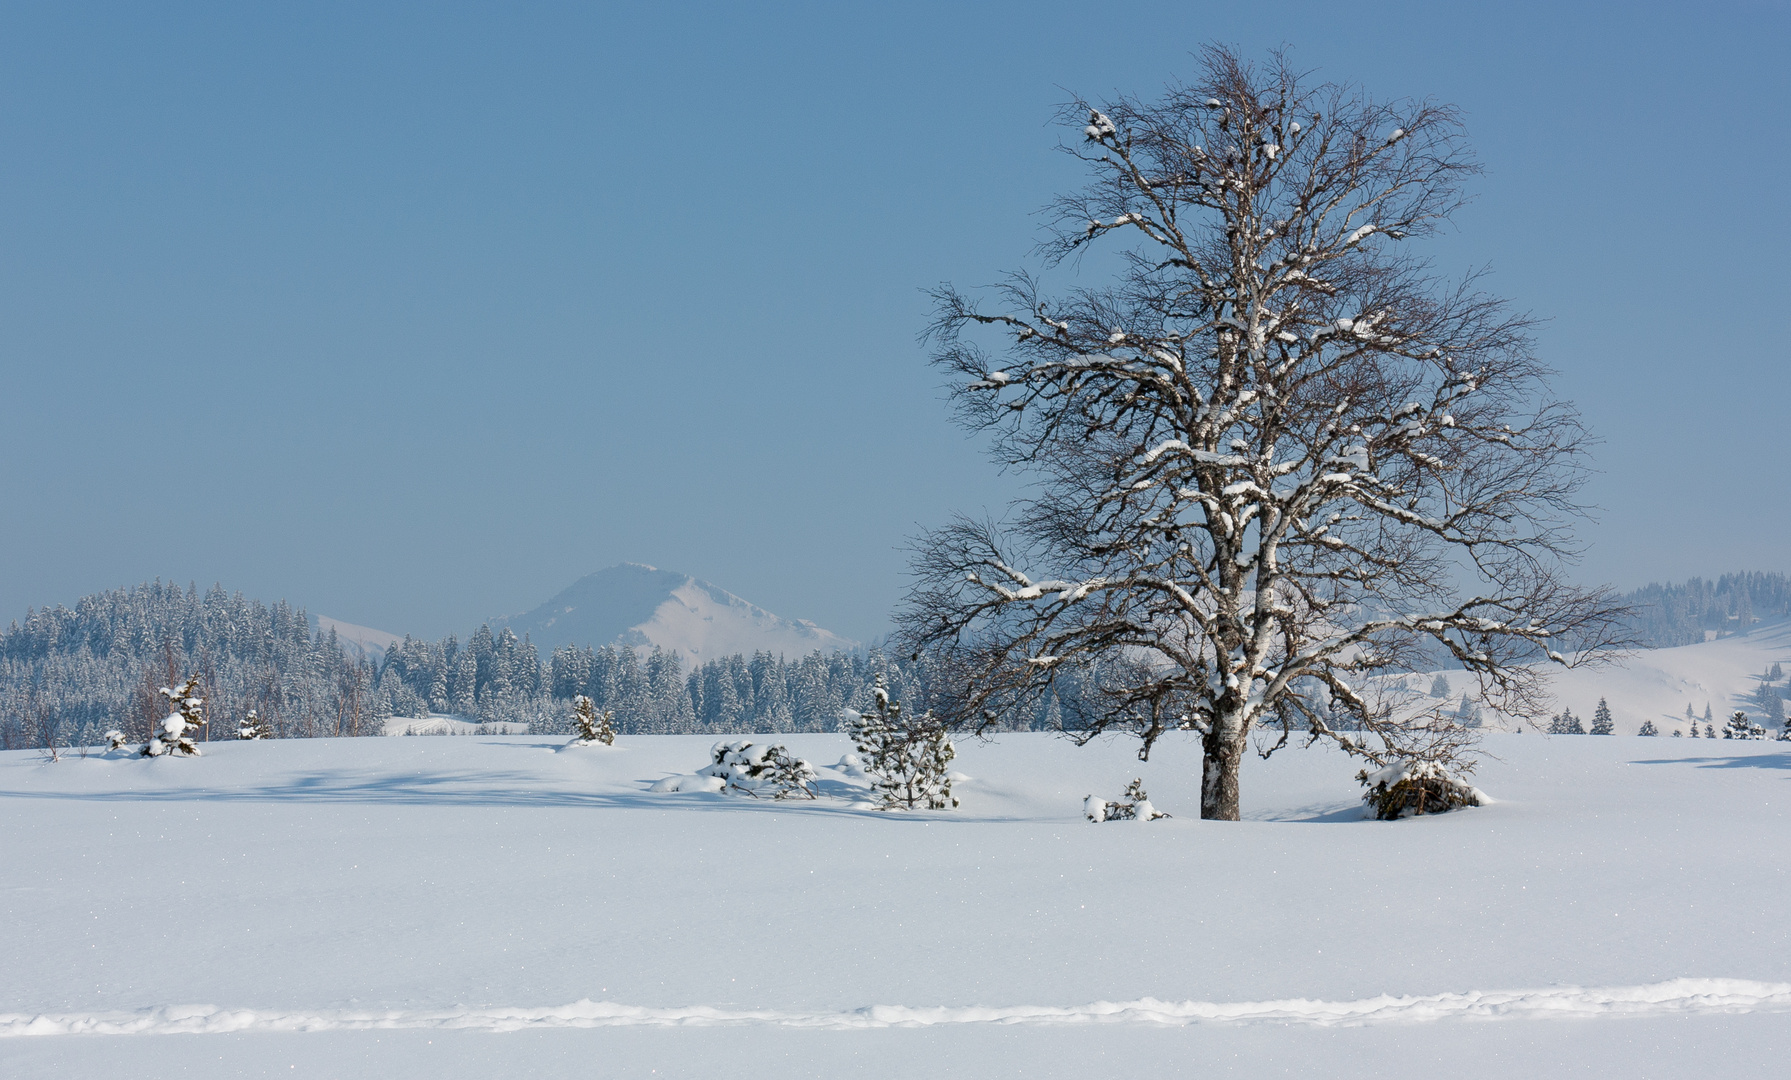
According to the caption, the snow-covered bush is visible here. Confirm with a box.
[1357,759,1490,820]
[1085,779,1169,822]
[846,675,958,810]
[1637,719,1659,737]
[238,709,270,740]
[143,676,206,757]
[1722,711,1767,741]
[103,729,129,751]
[567,695,615,747]
[702,741,817,799]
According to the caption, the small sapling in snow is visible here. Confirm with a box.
[704,741,818,799]
[142,675,206,757]
[568,695,616,747]
[846,675,959,810]
[1357,758,1490,820]
[1085,779,1169,822]
[1637,720,1659,737]
[1722,710,1766,741]
[238,709,271,740]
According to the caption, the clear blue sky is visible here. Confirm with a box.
[2,0,1786,644]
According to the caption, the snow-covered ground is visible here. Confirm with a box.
[1425,615,1791,734]
[2,727,1787,1077]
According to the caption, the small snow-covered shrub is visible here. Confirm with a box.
[1357,759,1489,820]
[846,676,958,810]
[1637,720,1659,737]
[103,729,130,751]
[703,741,818,799]
[568,695,616,747]
[1723,711,1767,741]
[1085,779,1169,823]
[238,709,270,740]
[143,676,206,757]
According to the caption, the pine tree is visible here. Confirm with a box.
[145,675,206,757]
[1429,673,1452,699]
[1723,710,1765,741]
[1085,778,1170,822]
[1548,709,1585,735]
[847,675,958,810]
[1705,724,1716,738]
[1637,719,1659,736]
[1591,698,1614,735]
[238,709,271,740]
[1771,662,1785,683]
[568,695,616,746]
[702,741,817,799]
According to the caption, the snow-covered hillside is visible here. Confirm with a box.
[493,563,858,662]
[2,730,1787,1078]
[1427,615,1791,734]
[312,614,403,662]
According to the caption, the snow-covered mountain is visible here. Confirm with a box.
[311,614,404,663]
[492,563,858,663]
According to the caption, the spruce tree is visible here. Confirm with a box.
[238,709,271,740]
[1429,673,1452,699]
[145,675,206,757]
[1637,719,1659,736]
[847,675,958,810]
[568,695,616,746]
[1591,698,1614,735]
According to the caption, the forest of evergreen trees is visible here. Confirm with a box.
[0,581,996,750]
[4,572,1785,750]
[1615,571,1791,647]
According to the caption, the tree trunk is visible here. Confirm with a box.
[1200,730,1244,820]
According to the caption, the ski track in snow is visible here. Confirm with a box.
[5,979,1788,1038]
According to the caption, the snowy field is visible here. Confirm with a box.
[2,722,1788,1078]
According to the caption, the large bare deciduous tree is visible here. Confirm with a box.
[898,46,1625,820]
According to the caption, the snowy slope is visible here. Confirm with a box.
[1424,615,1791,734]
[493,563,858,662]
[3,730,1789,1078]
[311,614,404,663]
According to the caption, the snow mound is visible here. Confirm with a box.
[6,978,1786,1037]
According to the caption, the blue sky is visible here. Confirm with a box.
[2,0,1786,644]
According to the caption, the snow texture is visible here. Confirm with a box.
[4,728,1789,1077]
[5,977,1786,1036]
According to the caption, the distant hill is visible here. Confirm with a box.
[491,563,858,663]
[312,615,403,663]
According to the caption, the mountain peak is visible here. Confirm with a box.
[493,565,857,663]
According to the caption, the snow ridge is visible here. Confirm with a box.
[7,978,1788,1037]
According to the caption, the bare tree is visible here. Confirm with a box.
[899,46,1626,820]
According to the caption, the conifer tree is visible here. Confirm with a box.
[1591,698,1614,735]
[847,675,959,810]
[144,675,206,757]
[568,695,616,746]
[1723,710,1764,741]
[238,709,271,740]
[1637,719,1658,736]
[1429,674,1452,699]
